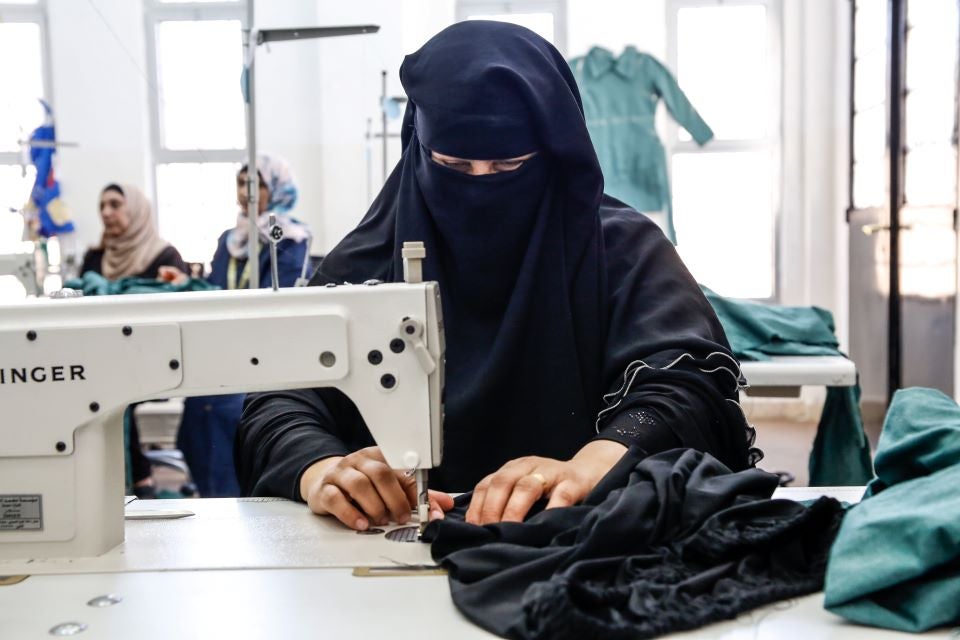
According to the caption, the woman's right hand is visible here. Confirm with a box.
[157,265,189,285]
[299,446,452,530]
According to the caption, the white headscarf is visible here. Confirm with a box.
[226,153,311,259]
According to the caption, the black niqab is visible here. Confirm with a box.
[313,21,613,490]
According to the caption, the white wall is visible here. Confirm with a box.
[312,0,404,252]
[402,0,456,54]
[311,0,455,252]
[253,1,325,248]
[780,0,850,348]
[47,0,154,254]
[744,0,851,421]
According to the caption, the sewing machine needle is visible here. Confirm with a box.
[415,469,429,537]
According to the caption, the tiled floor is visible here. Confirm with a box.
[751,419,819,486]
[751,417,882,487]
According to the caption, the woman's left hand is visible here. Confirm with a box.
[158,265,189,285]
[465,440,627,525]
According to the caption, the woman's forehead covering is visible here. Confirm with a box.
[401,21,568,160]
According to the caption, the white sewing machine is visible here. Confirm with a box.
[0,245,444,561]
[0,248,41,297]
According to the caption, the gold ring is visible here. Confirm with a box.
[529,472,547,490]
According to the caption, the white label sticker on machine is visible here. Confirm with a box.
[0,495,42,531]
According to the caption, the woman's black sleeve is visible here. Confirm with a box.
[594,373,749,470]
[235,387,376,499]
[139,245,189,279]
[79,249,102,275]
[592,205,758,471]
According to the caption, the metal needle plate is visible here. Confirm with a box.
[385,526,421,543]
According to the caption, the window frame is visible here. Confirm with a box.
[848,0,889,215]
[901,0,959,209]
[455,0,568,54]
[142,0,247,265]
[848,0,960,398]
[0,0,54,167]
[143,0,247,167]
[665,0,784,302]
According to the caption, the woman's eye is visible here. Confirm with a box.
[443,160,471,171]
[494,161,523,171]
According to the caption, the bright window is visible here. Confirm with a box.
[899,0,958,299]
[466,12,555,43]
[851,0,887,210]
[675,5,769,141]
[851,0,959,300]
[156,162,240,263]
[457,1,566,52]
[155,20,245,151]
[0,2,48,301]
[145,1,246,265]
[672,151,774,299]
[667,0,781,299]
[0,22,45,153]
[904,0,959,208]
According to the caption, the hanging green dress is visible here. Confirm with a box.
[569,46,713,243]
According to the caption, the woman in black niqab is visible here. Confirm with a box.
[236,20,759,530]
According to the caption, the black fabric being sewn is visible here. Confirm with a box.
[423,448,844,639]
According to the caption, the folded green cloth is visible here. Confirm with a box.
[65,272,219,296]
[824,388,960,632]
[703,288,873,486]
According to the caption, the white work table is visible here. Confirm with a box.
[0,489,952,639]
[740,355,857,396]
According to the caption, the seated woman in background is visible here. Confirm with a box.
[166,153,311,290]
[80,183,189,498]
[162,153,312,497]
[81,183,188,280]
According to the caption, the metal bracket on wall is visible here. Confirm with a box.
[861,223,913,235]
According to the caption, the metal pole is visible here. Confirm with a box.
[243,0,260,289]
[887,0,906,400]
[268,213,280,292]
[241,21,377,289]
[365,117,373,203]
[382,70,388,184]
[846,0,855,225]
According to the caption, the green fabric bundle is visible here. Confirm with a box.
[703,288,873,486]
[824,388,960,632]
[65,271,218,296]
